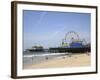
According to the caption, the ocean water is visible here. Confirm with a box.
[23,51,69,66]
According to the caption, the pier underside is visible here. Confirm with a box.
[49,47,90,53]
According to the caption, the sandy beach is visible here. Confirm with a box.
[23,53,91,69]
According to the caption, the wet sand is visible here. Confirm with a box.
[23,53,91,69]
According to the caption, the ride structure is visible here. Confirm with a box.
[49,31,90,53]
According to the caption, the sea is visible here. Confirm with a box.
[23,51,69,66]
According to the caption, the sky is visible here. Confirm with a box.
[23,10,91,50]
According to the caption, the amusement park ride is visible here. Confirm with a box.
[61,31,87,48]
[28,31,91,53]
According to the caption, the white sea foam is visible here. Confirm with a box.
[23,53,69,58]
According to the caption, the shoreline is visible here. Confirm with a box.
[23,53,91,69]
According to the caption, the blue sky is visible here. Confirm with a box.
[23,10,91,50]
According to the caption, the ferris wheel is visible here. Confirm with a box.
[61,31,80,47]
